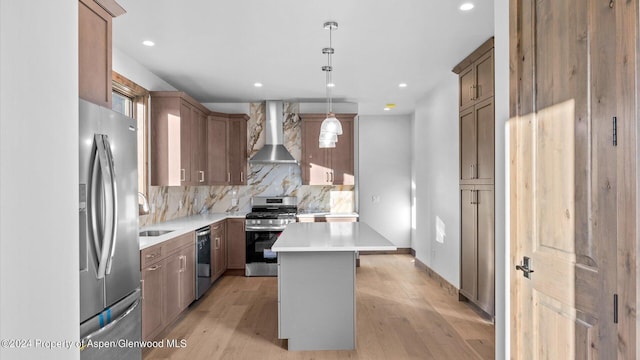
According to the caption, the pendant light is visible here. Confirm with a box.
[319,21,342,148]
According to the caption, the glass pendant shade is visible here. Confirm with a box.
[319,139,336,148]
[319,129,338,142]
[320,113,343,135]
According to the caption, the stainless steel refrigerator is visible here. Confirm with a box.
[79,99,141,359]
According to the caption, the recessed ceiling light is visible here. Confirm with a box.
[459,3,474,11]
[398,83,408,88]
[254,82,263,88]
[327,83,335,88]
[383,107,391,111]
[142,40,155,47]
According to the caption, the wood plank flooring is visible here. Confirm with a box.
[144,254,494,360]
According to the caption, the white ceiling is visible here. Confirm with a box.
[113,0,494,115]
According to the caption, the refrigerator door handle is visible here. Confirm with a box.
[103,136,119,275]
[80,298,140,345]
[92,134,115,280]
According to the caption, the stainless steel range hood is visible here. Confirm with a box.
[249,101,298,164]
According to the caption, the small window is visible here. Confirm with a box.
[112,90,134,117]
[112,71,150,203]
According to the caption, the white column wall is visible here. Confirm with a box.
[494,0,510,358]
[0,1,79,359]
[411,77,461,287]
[358,115,412,248]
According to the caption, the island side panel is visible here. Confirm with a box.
[278,251,356,351]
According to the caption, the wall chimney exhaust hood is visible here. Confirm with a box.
[249,101,298,164]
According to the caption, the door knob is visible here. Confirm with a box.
[515,256,534,279]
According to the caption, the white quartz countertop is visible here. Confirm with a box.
[139,213,246,250]
[272,222,396,252]
[295,212,359,218]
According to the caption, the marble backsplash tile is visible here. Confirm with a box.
[139,102,354,227]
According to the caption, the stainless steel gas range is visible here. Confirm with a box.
[245,196,297,276]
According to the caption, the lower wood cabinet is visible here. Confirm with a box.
[140,232,195,341]
[210,220,227,282]
[226,218,246,270]
[459,184,494,316]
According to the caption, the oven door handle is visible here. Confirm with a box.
[245,225,288,232]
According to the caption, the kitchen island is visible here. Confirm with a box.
[272,222,396,351]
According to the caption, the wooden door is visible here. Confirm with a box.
[459,107,476,182]
[141,260,164,341]
[179,245,195,310]
[475,185,494,315]
[164,253,182,323]
[179,102,192,185]
[207,115,229,185]
[228,117,247,185]
[459,66,475,110]
[226,219,245,270]
[301,118,332,185]
[509,0,635,357]
[331,117,355,185]
[192,109,207,184]
[475,99,494,183]
[460,185,476,300]
[474,51,494,103]
[211,221,226,280]
[79,0,112,108]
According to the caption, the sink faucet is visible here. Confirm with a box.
[138,192,150,215]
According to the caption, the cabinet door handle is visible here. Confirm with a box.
[469,190,474,204]
[181,169,186,182]
[468,85,473,100]
[469,164,474,179]
[145,252,158,259]
[331,171,334,183]
[240,171,244,182]
[227,172,231,183]
[477,84,481,98]
[148,264,161,271]
[475,190,479,205]
[141,279,145,300]
[199,171,205,183]
[326,172,330,183]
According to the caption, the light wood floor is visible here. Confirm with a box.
[144,254,494,360]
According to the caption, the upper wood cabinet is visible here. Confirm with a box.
[207,114,229,185]
[150,92,210,186]
[228,115,249,185]
[459,99,494,184]
[301,114,356,185]
[454,38,495,185]
[79,0,113,108]
[453,38,494,110]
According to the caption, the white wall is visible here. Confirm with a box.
[494,0,509,358]
[411,75,461,286]
[113,47,177,91]
[0,1,79,359]
[358,115,412,248]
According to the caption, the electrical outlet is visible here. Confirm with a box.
[371,195,381,203]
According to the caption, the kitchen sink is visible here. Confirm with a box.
[139,230,174,237]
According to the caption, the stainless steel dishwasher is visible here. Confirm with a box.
[195,227,211,299]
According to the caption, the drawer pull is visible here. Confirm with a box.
[147,264,161,271]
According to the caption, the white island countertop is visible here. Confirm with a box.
[272,222,396,252]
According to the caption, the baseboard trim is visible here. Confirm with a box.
[413,257,459,297]
[359,247,412,255]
